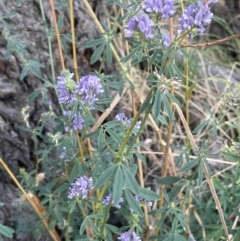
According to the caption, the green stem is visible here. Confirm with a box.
[100,195,113,235]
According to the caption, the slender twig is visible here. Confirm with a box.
[180,32,240,48]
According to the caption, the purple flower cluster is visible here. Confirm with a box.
[142,0,176,19]
[125,14,154,39]
[75,74,104,109]
[68,176,93,199]
[63,110,84,131]
[56,70,103,109]
[56,71,76,105]
[56,70,104,131]
[118,231,141,241]
[125,0,217,42]
[115,113,141,136]
[178,1,217,38]
[102,193,124,209]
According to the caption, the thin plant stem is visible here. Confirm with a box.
[69,0,78,80]
[39,0,55,83]
[156,17,175,233]
[49,0,65,69]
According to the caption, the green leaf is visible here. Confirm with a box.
[90,42,106,64]
[212,177,226,192]
[134,151,146,163]
[20,66,28,80]
[18,125,32,132]
[119,78,124,96]
[29,60,45,68]
[88,214,103,219]
[79,217,87,235]
[168,184,182,201]
[149,49,159,67]
[49,214,57,230]
[222,152,240,162]
[157,114,168,125]
[157,176,181,185]
[2,12,17,19]
[95,164,118,188]
[166,93,181,106]
[31,68,44,80]
[113,166,124,205]
[83,38,104,48]
[140,94,153,113]
[180,158,199,172]
[108,0,127,9]
[28,89,42,101]
[69,200,77,214]
[163,95,173,123]
[174,234,187,241]
[121,46,140,63]
[197,161,203,186]
[0,223,14,238]
[88,218,99,235]
[192,120,209,134]
[153,89,162,118]
[98,128,104,149]
[107,129,121,145]
[138,187,159,201]
[122,165,139,195]
[125,189,143,216]
[106,42,112,65]
[53,183,68,193]
[206,229,223,240]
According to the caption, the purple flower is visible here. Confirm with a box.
[72,113,84,130]
[75,74,104,109]
[56,70,76,105]
[115,113,141,136]
[137,14,154,39]
[102,193,124,209]
[178,0,216,38]
[63,111,84,131]
[135,195,152,207]
[125,14,154,39]
[160,28,171,49]
[59,146,75,162]
[68,176,93,199]
[142,0,176,19]
[125,17,138,37]
[118,231,141,241]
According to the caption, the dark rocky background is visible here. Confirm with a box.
[0,0,239,240]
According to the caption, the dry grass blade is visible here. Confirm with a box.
[174,103,230,240]
[90,86,128,132]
